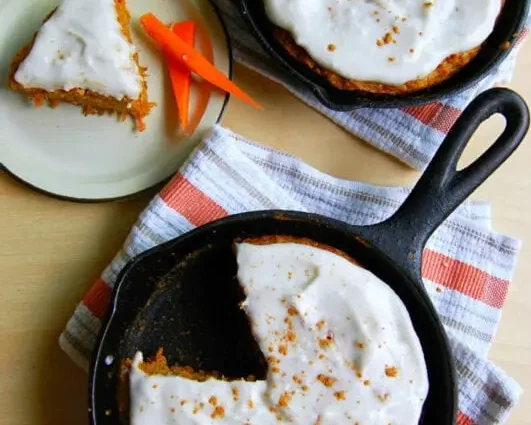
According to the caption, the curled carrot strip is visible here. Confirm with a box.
[166,21,195,134]
[140,13,261,110]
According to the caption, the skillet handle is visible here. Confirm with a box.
[364,88,529,278]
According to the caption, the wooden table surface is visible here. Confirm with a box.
[1,44,531,425]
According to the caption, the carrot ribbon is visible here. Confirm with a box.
[166,21,195,133]
[140,12,262,110]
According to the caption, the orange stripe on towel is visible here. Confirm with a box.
[160,173,228,226]
[402,102,462,134]
[82,277,112,319]
[456,411,475,425]
[422,249,509,309]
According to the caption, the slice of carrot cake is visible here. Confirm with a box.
[9,0,153,131]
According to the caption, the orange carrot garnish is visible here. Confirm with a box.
[136,117,146,132]
[33,93,44,107]
[166,21,195,134]
[140,13,261,110]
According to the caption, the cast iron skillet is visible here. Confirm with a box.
[89,88,529,425]
[240,0,530,110]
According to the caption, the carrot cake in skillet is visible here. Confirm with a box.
[265,0,503,94]
[122,237,429,425]
[9,0,152,131]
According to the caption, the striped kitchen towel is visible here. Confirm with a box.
[61,125,522,425]
[213,0,530,169]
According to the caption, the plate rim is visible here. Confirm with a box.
[0,0,233,203]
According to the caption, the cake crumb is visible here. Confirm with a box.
[327,43,336,52]
[278,392,292,407]
[392,25,400,34]
[388,57,396,62]
[248,399,254,408]
[334,391,346,400]
[410,48,415,53]
[316,320,326,330]
[376,39,384,47]
[383,32,393,44]
[363,380,370,386]
[385,366,399,377]
[211,406,225,419]
[208,396,218,406]
[193,403,205,414]
[317,374,337,387]
[318,334,334,349]
[267,356,280,365]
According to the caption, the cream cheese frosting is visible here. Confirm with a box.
[129,241,429,425]
[14,0,142,99]
[264,0,502,85]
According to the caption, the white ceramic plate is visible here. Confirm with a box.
[0,0,231,201]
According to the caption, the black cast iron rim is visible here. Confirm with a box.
[240,0,530,110]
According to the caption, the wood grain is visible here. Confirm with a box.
[1,47,530,425]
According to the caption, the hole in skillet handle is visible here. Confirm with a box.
[363,87,529,279]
